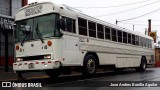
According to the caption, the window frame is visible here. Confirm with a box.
[78,17,87,36]
[97,23,104,39]
[88,21,96,38]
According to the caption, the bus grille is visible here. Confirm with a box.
[21,55,46,61]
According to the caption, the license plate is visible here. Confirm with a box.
[28,63,35,69]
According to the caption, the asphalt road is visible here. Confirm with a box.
[1,68,160,90]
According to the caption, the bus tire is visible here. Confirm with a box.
[136,57,147,72]
[82,54,97,76]
[45,68,61,78]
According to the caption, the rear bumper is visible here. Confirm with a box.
[13,60,60,71]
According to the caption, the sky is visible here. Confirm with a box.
[28,0,160,43]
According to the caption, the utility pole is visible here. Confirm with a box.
[116,19,118,25]
[133,25,134,31]
[148,19,151,35]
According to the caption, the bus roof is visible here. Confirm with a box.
[15,2,153,40]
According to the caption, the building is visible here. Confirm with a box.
[155,46,160,67]
[0,0,28,71]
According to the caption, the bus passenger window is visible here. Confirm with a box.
[111,28,117,42]
[118,30,122,43]
[88,21,96,38]
[123,32,127,43]
[78,18,87,36]
[140,37,143,47]
[149,40,151,48]
[62,17,76,33]
[97,24,104,39]
[105,27,111,40]
[128,33,131,44]
[135,36,139,46]
[143,38,146,47]
[132,34,135,45]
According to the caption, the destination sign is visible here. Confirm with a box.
[25,5,43,16]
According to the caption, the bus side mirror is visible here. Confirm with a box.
[58,18,67,30]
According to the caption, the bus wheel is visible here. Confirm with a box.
[136,57,147,72]
[45,68,61,78]
[82,54,97,76]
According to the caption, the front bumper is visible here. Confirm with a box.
[13,60,60,71]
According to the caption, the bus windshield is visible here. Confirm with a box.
[15,14,60,42]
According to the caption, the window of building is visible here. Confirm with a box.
[88,21,96,38]
[78,18,87,36]
[117,30,122,43]
[132,34,135,45]
[97,24,104,39]
[123,32,127,43]
[105,26,111,40]
[111,28,117,42]
[62,17,76,33]
[128,33,131,44]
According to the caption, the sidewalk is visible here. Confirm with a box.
[0,71,18,81]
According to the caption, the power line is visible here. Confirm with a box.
[120,22,160,28]
[123,20,160,22]
[95,0,160,17]
[118,7,160,22]
[74,0,151,9]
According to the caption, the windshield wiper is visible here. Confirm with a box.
[35,24,44,43]
[21,31,30,46]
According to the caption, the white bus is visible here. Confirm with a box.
[13,2,155,78]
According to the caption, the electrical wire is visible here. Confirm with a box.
[120,22,160,27]
[74,0,151,9]
[118,7,160,22]
[95,0,160,17]
[122,20,160,22]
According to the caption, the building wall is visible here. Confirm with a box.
[155,48,160,67]
[0,0,28,17]
[155,48,160,61]
[0,0,28,67]
[11,0,22,17]
[0,0,11,16]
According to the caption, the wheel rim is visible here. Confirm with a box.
[87,59,96,73]
[143,62,146,69]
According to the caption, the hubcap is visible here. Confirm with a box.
[87,59,96,73]
[143,63,146,69]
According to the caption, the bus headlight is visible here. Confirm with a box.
[44,55,51,59]
[16,57,23,62]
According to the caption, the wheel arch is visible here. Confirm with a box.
[142,55,147,64]
[83,52,99,67]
